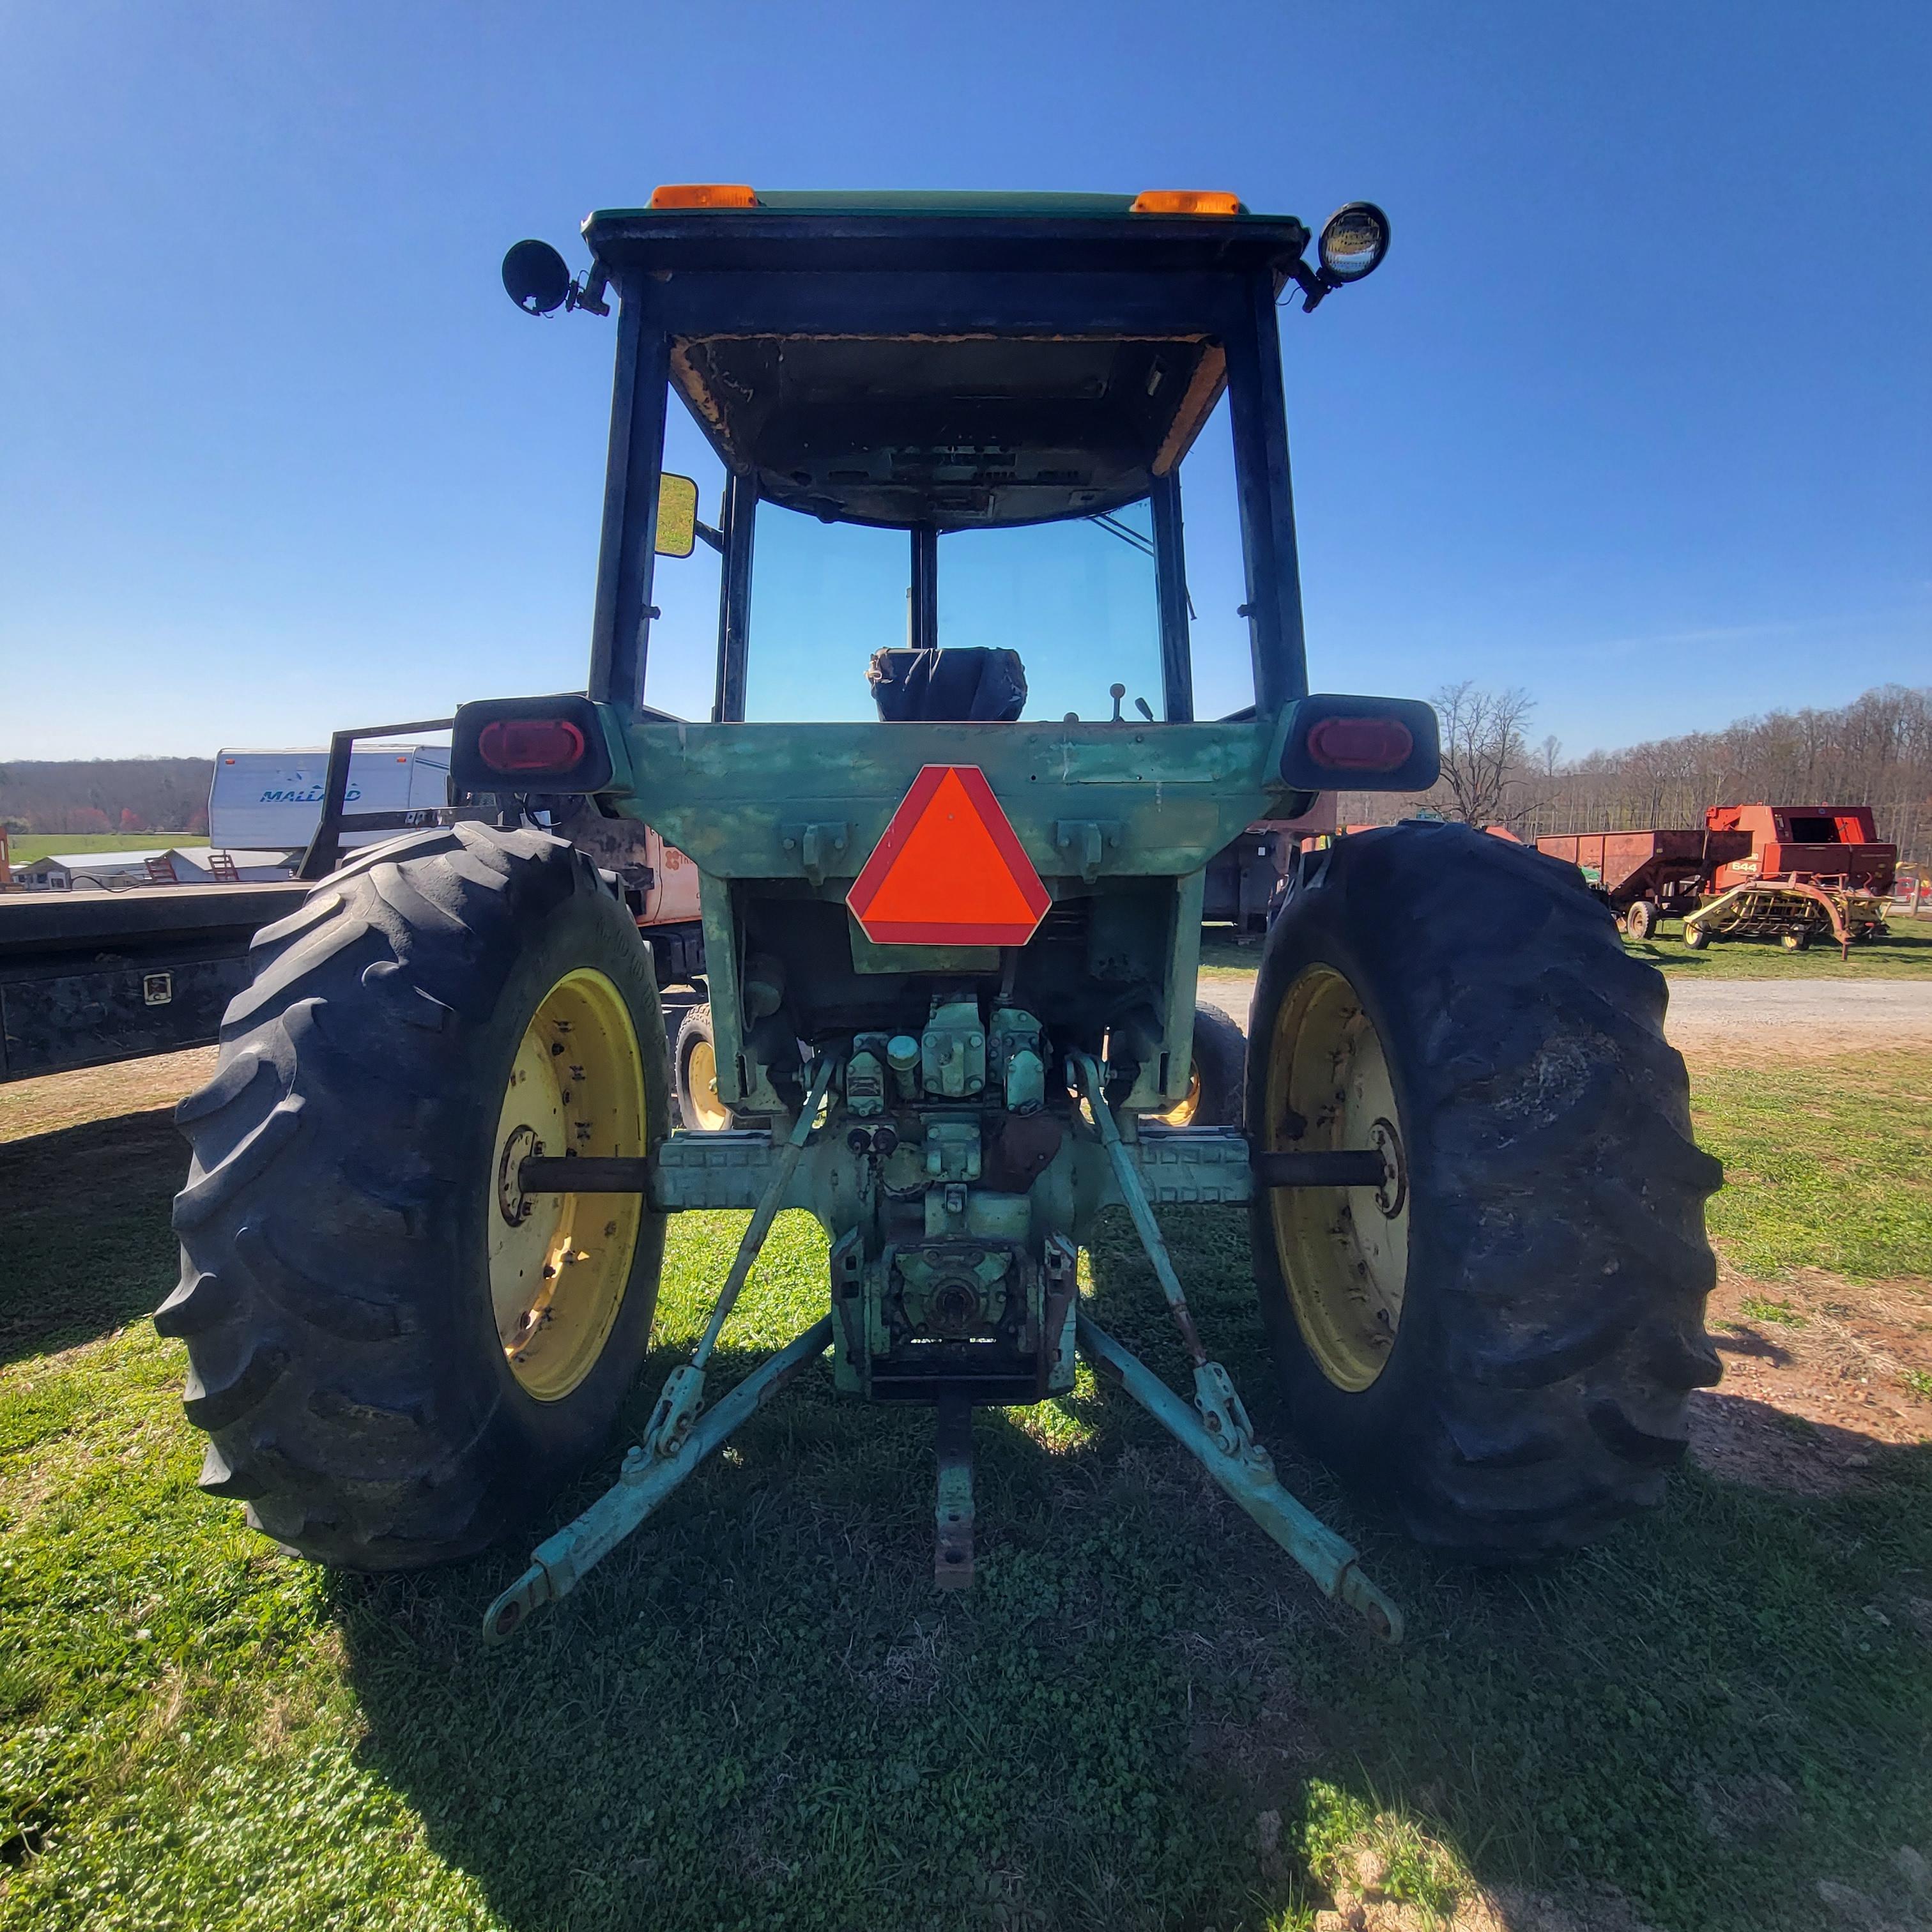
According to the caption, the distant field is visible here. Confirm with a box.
[5,833,208,864]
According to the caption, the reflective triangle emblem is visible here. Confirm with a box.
[847,766,1051,946]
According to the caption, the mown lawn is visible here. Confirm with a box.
[1632,912,1932,979]
[1,1057,1928,1931]
[4,835,208,864]
[1693,1055,1932,1282]
[1204,916,1932,985]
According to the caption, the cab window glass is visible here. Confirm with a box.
[939,505,1158,722]
[1176,395,1254,718]
[744,504,909,722]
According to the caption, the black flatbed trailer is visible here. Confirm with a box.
[0,878,700,1085]
[0,882,310,1082]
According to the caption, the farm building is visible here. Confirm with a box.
[16,848,293,891]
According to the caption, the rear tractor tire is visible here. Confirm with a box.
[1246,823,1722,1560]
[159,822,671,1569]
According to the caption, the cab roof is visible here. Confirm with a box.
[581,190,1310,275]
[582,192,1312,530]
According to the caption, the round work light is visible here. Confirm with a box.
[501,239,572,316]
[1317,203,1391,286]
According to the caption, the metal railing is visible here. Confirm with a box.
[294,718,456,882]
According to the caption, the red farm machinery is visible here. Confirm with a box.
[1537,804,1897,956]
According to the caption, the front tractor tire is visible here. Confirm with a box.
[1151,1004,1248,1128]
[1246,823,1722,1560]
[160,823,671,1569]
[673,1001,736,1131]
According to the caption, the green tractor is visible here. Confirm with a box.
[162,188,1721,1643]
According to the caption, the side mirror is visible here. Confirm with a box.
[501,240,572,316]
[654,474,698,558]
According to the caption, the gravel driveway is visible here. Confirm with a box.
[1197,974,1932,1058]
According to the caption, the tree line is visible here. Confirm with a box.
[0,759,213,838]
[6,684,1930,866]
[1397,682,1931,867]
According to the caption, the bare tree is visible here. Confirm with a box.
[1511,683,1931,865]
[1431,682,1537,827]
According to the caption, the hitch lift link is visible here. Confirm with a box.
[483,1054,1404,1645]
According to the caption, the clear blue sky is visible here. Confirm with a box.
[2,0,1926,761]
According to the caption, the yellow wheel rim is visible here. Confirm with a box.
[489,967,646,1401]
[684,1036,732,1131]
[1151,1059,1203,1127]
[1264,965,1409,1392]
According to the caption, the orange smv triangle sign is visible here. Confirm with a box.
[848,766,1051,946]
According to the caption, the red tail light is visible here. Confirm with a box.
[478,718,587,774]
[1306,716,1414,772]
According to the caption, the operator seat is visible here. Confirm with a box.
[868,647,1027,723]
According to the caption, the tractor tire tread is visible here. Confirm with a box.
[1247,822,1721,1561]
[162,822,667,1571]
[1186,1004,1248,1128]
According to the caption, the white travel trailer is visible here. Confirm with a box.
[208,746,452,855]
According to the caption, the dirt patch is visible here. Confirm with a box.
[1689,1262,1932,1494]
[1308,1837,1669,1931]
[1308,1850,1917,1932]
[1808,1853,1932,1931]
[1177,1627,1318,1788]
[1663,983,1932,1063]
[851,1618,949,1707]
[0,1046,215,1143]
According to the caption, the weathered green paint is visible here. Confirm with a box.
[601,709,1275,1113]
[613,716,1282,882]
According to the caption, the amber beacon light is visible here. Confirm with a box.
[648,183,760,209]
[1128,190,1246,217]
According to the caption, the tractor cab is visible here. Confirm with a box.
[459,188,1433,1121]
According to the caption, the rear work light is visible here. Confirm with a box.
[478,718,587,774]
[1129,190,1245,217]
[1278,695,1441,794]
[1307,716,1414,770]
[649,183,760,209]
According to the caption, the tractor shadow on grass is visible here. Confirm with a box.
[0,1103,182,1364]
[331,1210,1416,1931]
[332,1209,1932,1932]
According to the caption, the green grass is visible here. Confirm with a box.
[1632,912,1932,979]
[1202,916,1932,993]
[6,834,207,864]
[1200,936,1268,975]
[3,1076,1930,1930]
[1690,1053,1932,1280]
[1736,1296,1807,1329]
